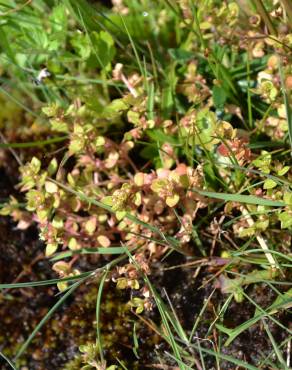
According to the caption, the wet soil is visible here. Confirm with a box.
[0,165,289,370]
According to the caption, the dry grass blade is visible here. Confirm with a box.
[241,207,278,268]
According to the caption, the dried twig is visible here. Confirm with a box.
[241,207,278,268]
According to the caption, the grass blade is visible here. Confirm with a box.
[217,289,292,346]
[0,136,68,149]
[278,57,292,153]
[194,189,285,207]
[0,352,18,370]
[120,15,143,76]
[95,271,108,362]
[188,344,259,370]
[50,247,125,261]
[262,318,288,369]
[0,271,92,290]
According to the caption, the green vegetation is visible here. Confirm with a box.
[0,0,291,369]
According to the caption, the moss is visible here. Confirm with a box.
[62,284,143,369]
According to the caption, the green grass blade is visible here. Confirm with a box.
[116,358,129,369]
[262,318,288,369]
[96,271,108,362]
[253,0,277,35]
[0,136,68,149]
[278,57,292,153]
[0,352,18,370]
[55,75,122,86]
[233,249,292,263]
[189,344,259,370]
[246,54,253,129]
[122,246,186,369]
[0,271,92,290]
[50,247,125,261]
[64,0,97,30]
[132,322,139,359]
[0,86,38,117]
[189,289,216,342]
[195,339,206,370]
[194,189,285,207]
[164,351,194,369]
[120,15,143,76]
[147,81,155,120]
[217,289,292,346]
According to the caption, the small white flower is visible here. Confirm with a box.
[35,68,50,84]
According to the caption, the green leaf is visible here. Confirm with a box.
[146,129,177,144]
[238,227,255,237]
[161,85,174,118]
[139,144,159,161]
[50,3,67,33]
[85,217,97,235]
[283,192,292,206]
[47,158,58,176]
[50,119,69,133]
[31,157,41,172]
[127,110,140,125]
[45,181,58,194]
[166,194,180,207]
[68,237,80,250]
[49,3,67,48]
[102,98,129,119]
[168,48,193,63]
[91,30,116,69]
[212,85,227,109]
[252,151,272,174]
[277,166,290,176]
[151,178,168,193]
[195,190,285,207]
[279,211,292,228]
[193,109,218,149]
[0,27,16,64]
[203,163,220,189]
[70,32,91,59]
[116,210,126,220]
[95,136,105,147]
[30,28,49,49]
[45,243,58,257]
[263,178,277,189]
[101,196,113,206]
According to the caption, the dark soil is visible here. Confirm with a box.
[0,164,289,370]
[150,254,289,370]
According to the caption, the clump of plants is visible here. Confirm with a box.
[0,0,292,369]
